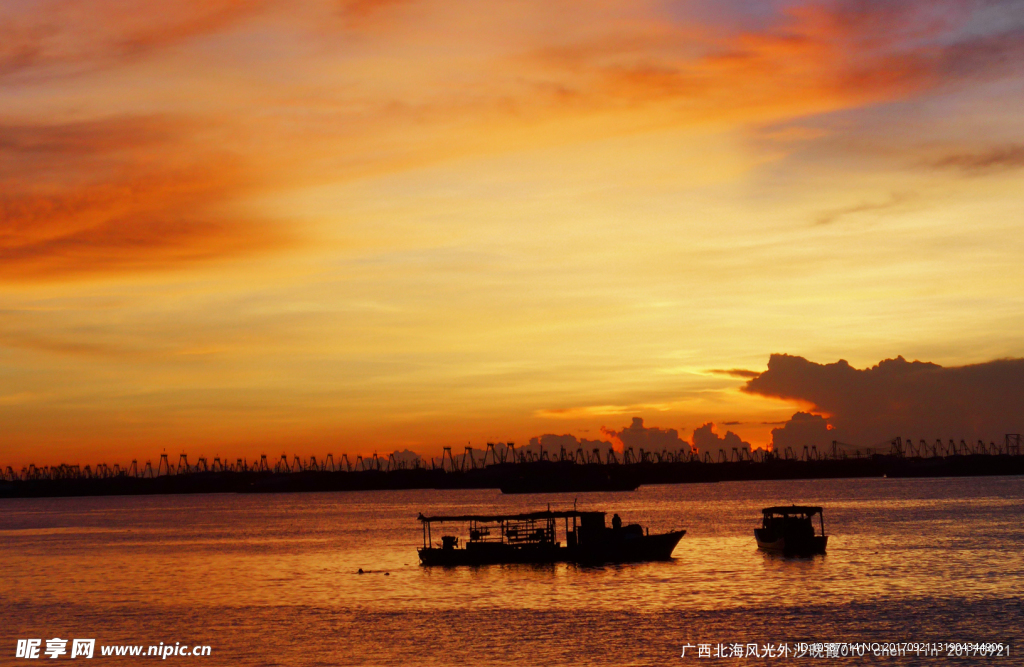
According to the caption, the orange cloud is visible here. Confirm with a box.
[517,0,1023,130]
[340,0,413,25]
[0,116,287,281]
[0,0,265,80]
[0,0,1021,468]
[4,1,1015,287]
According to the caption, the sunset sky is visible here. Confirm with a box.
[2,0,1023,468]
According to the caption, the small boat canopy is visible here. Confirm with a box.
[417,509,602,523]
[761,505,823,516]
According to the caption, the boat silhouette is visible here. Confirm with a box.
[417,508,684,565]
[754,505,828,556]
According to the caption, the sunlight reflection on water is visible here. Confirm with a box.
[2,477,1022,665]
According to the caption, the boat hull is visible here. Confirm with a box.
[572,529,685,564]
[418,542,563,566]
[419,530,685,566]
[754,530,827,556]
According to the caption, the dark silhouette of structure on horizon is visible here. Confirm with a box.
[1,434,1021,498]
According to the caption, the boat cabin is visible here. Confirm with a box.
[755,505,828,555]
[760,505,825,537]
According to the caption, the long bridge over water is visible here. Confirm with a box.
[2,435,1021,498]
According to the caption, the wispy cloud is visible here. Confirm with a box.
[535,403,673,419]
[0,330,136,358]
[814,192,910,226]
[340,0,414,26]
[3,0,1018,285]
[529,1,1022,120]
[1,1,1022,465]
[0,116,289,281]
[928,144,1024,173]
[709,368,761,379]
[0,0,265,81]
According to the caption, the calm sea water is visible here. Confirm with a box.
[2,477,1022,665]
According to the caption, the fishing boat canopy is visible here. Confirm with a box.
[417,509,599,523]
[760,505,822,517]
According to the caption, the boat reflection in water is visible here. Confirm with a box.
[417,509,685,566]
[754,505,828,556]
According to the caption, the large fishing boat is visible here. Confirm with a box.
[754,505,828,556]
[417,508,684,565]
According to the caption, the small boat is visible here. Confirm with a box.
[754,505,828,556]
[417,508,684,566]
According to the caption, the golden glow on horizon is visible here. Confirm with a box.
[2,0,1023,467]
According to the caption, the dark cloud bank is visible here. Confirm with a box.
[526,418,751,459]
[375,354,1024,465]
[528,353,1024,461]
[744,354,1024,448]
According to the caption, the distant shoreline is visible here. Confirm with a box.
[3,453,1023,499]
